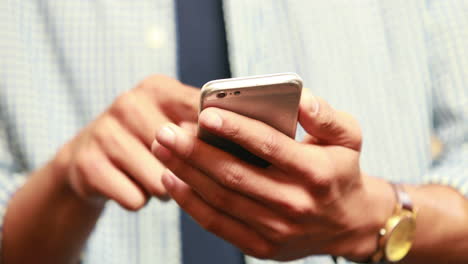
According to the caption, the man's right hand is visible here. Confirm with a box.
[54,75,199,210]
[2,75,199,263]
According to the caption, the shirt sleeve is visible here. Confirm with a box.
[422,1,468,196]
[0,116,28,259]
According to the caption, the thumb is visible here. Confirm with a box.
[299,95,362,151]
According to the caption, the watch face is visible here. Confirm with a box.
[385,216,416,262]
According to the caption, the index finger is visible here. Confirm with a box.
[198,107,317,174]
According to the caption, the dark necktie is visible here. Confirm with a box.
[175,1,245,264]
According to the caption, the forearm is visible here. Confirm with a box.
[2,154,104,264]
[400,184,468,264]
[359,177,468,263]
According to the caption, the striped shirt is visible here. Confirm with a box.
[0,1,467,264]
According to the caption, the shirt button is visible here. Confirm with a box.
[145,26,167,49]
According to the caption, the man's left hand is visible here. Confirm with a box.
[152,96,394,261]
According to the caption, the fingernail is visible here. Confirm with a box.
[200,110,223,129]
[308,96,320,116]
[157,126,176,146]
[162,169,175,190]
[153,144,172,162]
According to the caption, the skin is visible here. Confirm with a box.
[2,75,200,264]
[2,75,467,263]
[152,95,468,263]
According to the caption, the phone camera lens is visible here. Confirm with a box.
[234,91,241,96]
[217,92,227,98]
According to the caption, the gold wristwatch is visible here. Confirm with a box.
[370,183,417,263]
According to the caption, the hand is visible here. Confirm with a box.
[152,95,394,261]
[54,75,199,210]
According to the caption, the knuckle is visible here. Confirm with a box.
[268,222,301,244]
[281,199,314,220]
[74,150,93,179]
[318,113,335,131]
[136,74,175,93]
[268,231,289,245]
[92,118,111,143]
[93,118,124,152]
[338,111,363,150]
[74,150,102,195]
[222,120,241,139]
[314,99,336,130]
[111,91,139,120]
[251,242,279,259]
[258,133,280,157]
[210,191,233,210]
[316,175,333,190]
[82,167,100,193]
[219,163,244,188]
[309,175,334,200]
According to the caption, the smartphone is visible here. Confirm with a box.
[198,72,303,167]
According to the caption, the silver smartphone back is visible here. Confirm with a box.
[198,73,303,167]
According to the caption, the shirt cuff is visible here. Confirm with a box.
[422,143,468,197]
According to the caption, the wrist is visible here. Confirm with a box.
[2,144,104,263]
[345,174,396,262]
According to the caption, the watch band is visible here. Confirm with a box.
[392,183,413,212]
